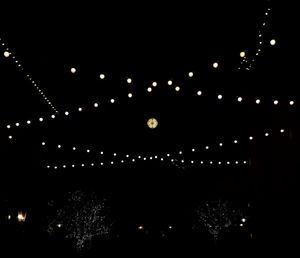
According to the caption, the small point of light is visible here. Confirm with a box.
[210,161,213,164]
[167,80,173,85]
[152,81,157,87]
[188,72,194,77]
[147,87,152,92]
[110,98,115,103]
[27,120,31,124]
[175,86,180,91]
[42,142,46,146]
[168,225,173,229]
[65,111,69,116]
[126,154,129,158]
[111,161,114,165]
[7,125,11,129]
[227,161,230,165]
[235,161,239,164]
[167,153,170,157]
[91,163,94,166]
[242,218,246,223]
[39,117,44,122]
[205,146,209,150]
[73,147,76,150]
[72,164,75,168]
[113,153,117,156]
[191,160,194,164]
[240,223,244,227]
[57,223,62,228]
[240,51,246,58]
[273,100,279,105]
[81,164,85,167]
[128,93,133,98]
[94,102,99,108]
[155,155,158,159]
[234,140,238,144]
[218,161,222,165]
[4,51,11,57]
[280,129,285,133]
[99,74,105,79]
[243,161,247,164]
[100,163,104,166]
[17,212,26,222]
[15,122,20,127]
[217,94,223,100]
[270,39,276,46]
[181,160,184,163]
[213,62,219,68]
[51,114,56,119]
[121,160,124,163]
[150,157,153,160]
[127,78,132,84]
[63,165,66,168]
[265,133,269,137]
[179,151,182,155]
[192,148,195,152]
[70,67,76,74]
[78,107,83,112]
[249,136,253,140]
[87,149,90,153]
[200,161,204,164]
[171,159,174,162]
[289,100,294,106]
[255,99,261,104]
[138,225,144,230]
[54,166,58,169]
[197,90,202,96]
[9,135,13,139]
[237,97,243,102]
[58,145,61,148]
[219,143,223,147]
[132,159,135,162]
[47,165,50,168]
[143,157,146,160]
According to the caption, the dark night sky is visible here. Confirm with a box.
[0,0,299,254]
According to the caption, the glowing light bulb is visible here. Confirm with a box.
[188,72,193,77]
[168,80,173,85]
[4,51,11,57]
[175,86,180,91]
[110,98,115,103]
[270,39,276,46]
[273,100,279,105]
[213,62,219,68]
[127,78,132,83]
[256,99,261,104]
[289,100,294,106]
[234,140,238,144]
[99,74,105,79]
[128,93,133,98]
[65,111,69,116]
[147,87,152,92]
[27,120,31,124]
[152,81,157,87]
[197,90,202,96]
[51,114,56,119]
[237,97,243,102]
[70,67,76,73]
[39,117,44,122]
[94,102,99,108]
[217,94,223,100]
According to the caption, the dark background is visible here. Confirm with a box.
[0,0,299,255]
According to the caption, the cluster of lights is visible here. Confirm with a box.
[238,4,275,71]
[0,38,58,113]
[42,126,287,170]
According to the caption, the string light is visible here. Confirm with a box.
[188,72,194,77]
[167,80,173,86]
[175,86,180,91]
[127,78,132,84]
[270,39,276,46]
[39,117,44,122]
[255,99,261,104]
[240,51,246,58]
[78,107,83,112]
[289,100,294,106]
[217,94,223,100]
[147,87,152,92]
[128,93,133,98]
[94,103,99,108]
[197,90,202,96]
[273,100,279,105]
[152,81,157,87]
[110,99,115,103]
[213,62,219,68]
[237,97,243,102]
[65,111,70,116]
[99,74,105,79]
[70,67,76,74]
[0,38,58,113]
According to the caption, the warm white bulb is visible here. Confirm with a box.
[42,142,46,146]
[175,86,180,91]
[192,148,195,152]
[280,129,285,133]
[73,147,76,150]
[15,122,20,127]
[188,72,193,77]
[127,78,132,84]
[87,149,90,153]
[65,111,69,116]
[237,97,243,102]
[289,100,294,106]
[152,81,157,87]
[99,74,105,79]
[58,145,61,148]
[256,99,261,104]
[219,143,223,147]
[70,67,76,73]
[94,103,99,108]
[234,140,238,144]
[4,51,11,57]
[270,39,276,46]
[51,114,56,119]
[128,93,133,98]
[243,161,247,164]
[27,120,31,124]
[240,51,246,58]
[110,98,115,103]
[227,161,230,165]
[249,136,253,140]
[9,135,13,139]
[273,100,279,105]
[39,117,43,122]
[7,125,11,129]
[265,133,269,137]
[205,146,209,150]
[235,161,239,164]
[147,87,152,92]
[197,90,202,96]
[78,107,83,112]
[217,94,223,100]
[213,62,219,68]
[167,80,173,86]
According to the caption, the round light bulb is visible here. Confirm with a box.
[167,80,173,85]
[188,72,193,77]
[270,39,276,46]
[4,51,11,57]
[128,93,133,98]
[175,86,180,91]
[147,87,152,92]
[213,62,219,68]
[99,74,105,79]
[70,67,76,74]
[240,51,246,58]
[127,78,132,84]
[197,90,202,96]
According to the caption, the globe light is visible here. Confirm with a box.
[9,135,13,139]
[110,98,115,103]
[188,72,193,77]
[255,99,261,104]
[237,97,243,102]
[73,147,76,150]
[65,111,69,116]
[27,120,31,124]
[147,87,152,92]
[213,62,219,68]
[39,117,44,122]
[167,80,173,85]
[289,100,295,106]
[240,51,246,58]
[197,90,202,96]
[15,122,20,127]
[205,146,209,150]
[78,107,83,112]
[42,142,46,146]
[4,51,11,57]
[152,81,157,87]
[51,114,56,119]
[7,125,11,129]
[270,39,276,46]
[58,145,61,148]
[265,133,269,137]
[234,140,238,144]
[70,67,76,74]
[273,100,279,105]
[99,74,105,79]
[94,102,99,108]
[128,93,133,98]
[127,78,132,83]
[280,129,285,133]
[219,143,223,147]
[217,94,222,100]
[249,136,253,140]
[175,86,180,91]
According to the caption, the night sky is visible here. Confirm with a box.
[0,1,299,255]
